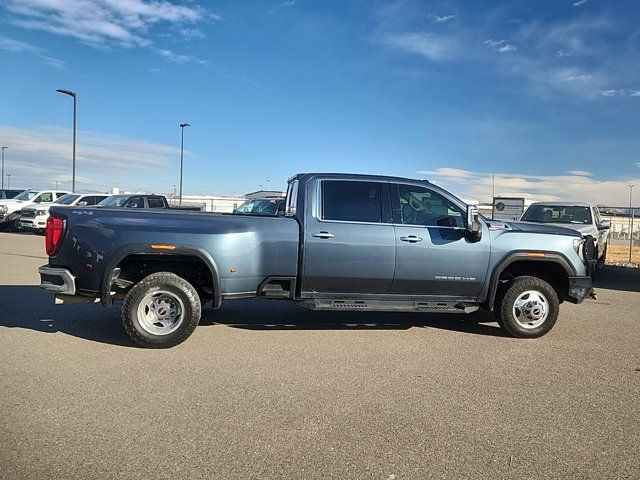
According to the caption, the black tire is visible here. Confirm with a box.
[494,276,559,338]
[122,272,201,348]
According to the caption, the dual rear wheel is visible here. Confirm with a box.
[122,272,201,348]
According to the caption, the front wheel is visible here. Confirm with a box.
[122,272,202,348]
[495,276,559,338]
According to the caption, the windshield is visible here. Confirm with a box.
[97,195,129,207]
[235,198,283,215]
[14,190,37,201]
[55,194,80,205]
[521,205,592,225]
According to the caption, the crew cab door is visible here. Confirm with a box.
[301,179,395,294]
[390,183,490,298]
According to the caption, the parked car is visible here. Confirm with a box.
[0,189,70,230]
[20,193,109,234]
[234,196,285,215]
[520,202,610,268]
[0,189,24,200]
[97,194,201,211]
[39,173,595,348]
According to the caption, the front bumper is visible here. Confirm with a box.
[566,275,593,304]
[39,266,76,295]
[20,217,47,229]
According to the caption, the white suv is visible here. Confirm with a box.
[20,193,109,233]
[0,190,70,231]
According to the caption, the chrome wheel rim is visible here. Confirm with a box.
[512,290,548,329]
[137,290,185,336]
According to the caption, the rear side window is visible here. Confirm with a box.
[322,181,382,223]
[147,197,166,208]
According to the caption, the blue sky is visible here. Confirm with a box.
[1,0,639,204]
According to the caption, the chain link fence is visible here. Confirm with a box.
[600,206,639,265]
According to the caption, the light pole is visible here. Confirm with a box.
[7,174,11,188]
[1,146,6,189]
[629,185,635,264]
[179,123,190,205]
[56,89,77,192]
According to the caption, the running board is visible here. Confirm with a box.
[299,299,479,313]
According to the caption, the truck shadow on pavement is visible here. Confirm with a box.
[595,266,640,293]
[0,286,506,347]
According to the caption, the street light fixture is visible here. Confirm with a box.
[179,123,190,205]
[1,146,7,189]
[56,89,77,192]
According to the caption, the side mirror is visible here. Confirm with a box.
[598,220,611,230]
[466,205,482,239]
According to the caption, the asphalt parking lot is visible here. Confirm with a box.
[1,231,639,480]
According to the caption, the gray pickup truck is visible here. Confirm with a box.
[39,173,596,348]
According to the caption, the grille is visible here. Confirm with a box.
[21,210,35,218]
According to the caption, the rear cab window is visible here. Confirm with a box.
[147,197,166,209]
[320,180,387,223]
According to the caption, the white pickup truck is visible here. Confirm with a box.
[0,189,70,231]
[20,193,109,233]
[520,202,610,269]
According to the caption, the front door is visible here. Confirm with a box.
[390,183,491,298]
[302,179,396,294]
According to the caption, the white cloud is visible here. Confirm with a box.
[573,0,589,6]
[418,168,638,205]
[630,90,640,97]
[564,74,591,81]
[0,36,37,53]
[434,14,457,24]
[3,0,215,65]
[381,32,456,62]
[567,170,592,176]
[0,125,179,192]
[0,35,65,69]
[157,48,208,65]
[484,39,517,53]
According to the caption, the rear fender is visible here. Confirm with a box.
[100,244,221,308]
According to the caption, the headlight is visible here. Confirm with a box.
[572,238,584,257]
[0,205,7,214]
[36,210,48,216]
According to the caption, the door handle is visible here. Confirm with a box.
[312,231,334,239]
[400,235,423,243]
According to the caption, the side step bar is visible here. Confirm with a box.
[299,299,479,314]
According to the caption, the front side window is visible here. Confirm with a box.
[395,184,464,228]
[322,181,382,223]
[35,192,53,203]
[126,196,145,208]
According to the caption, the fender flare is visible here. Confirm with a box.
[100,243,222,308]
[483,251,576,310]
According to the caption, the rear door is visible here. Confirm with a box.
[302,179,395,294]
[390,183,490,298]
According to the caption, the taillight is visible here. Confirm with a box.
[45,216,65,256]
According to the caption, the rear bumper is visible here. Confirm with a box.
[566,275,593,304]
[39,265,76,295]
